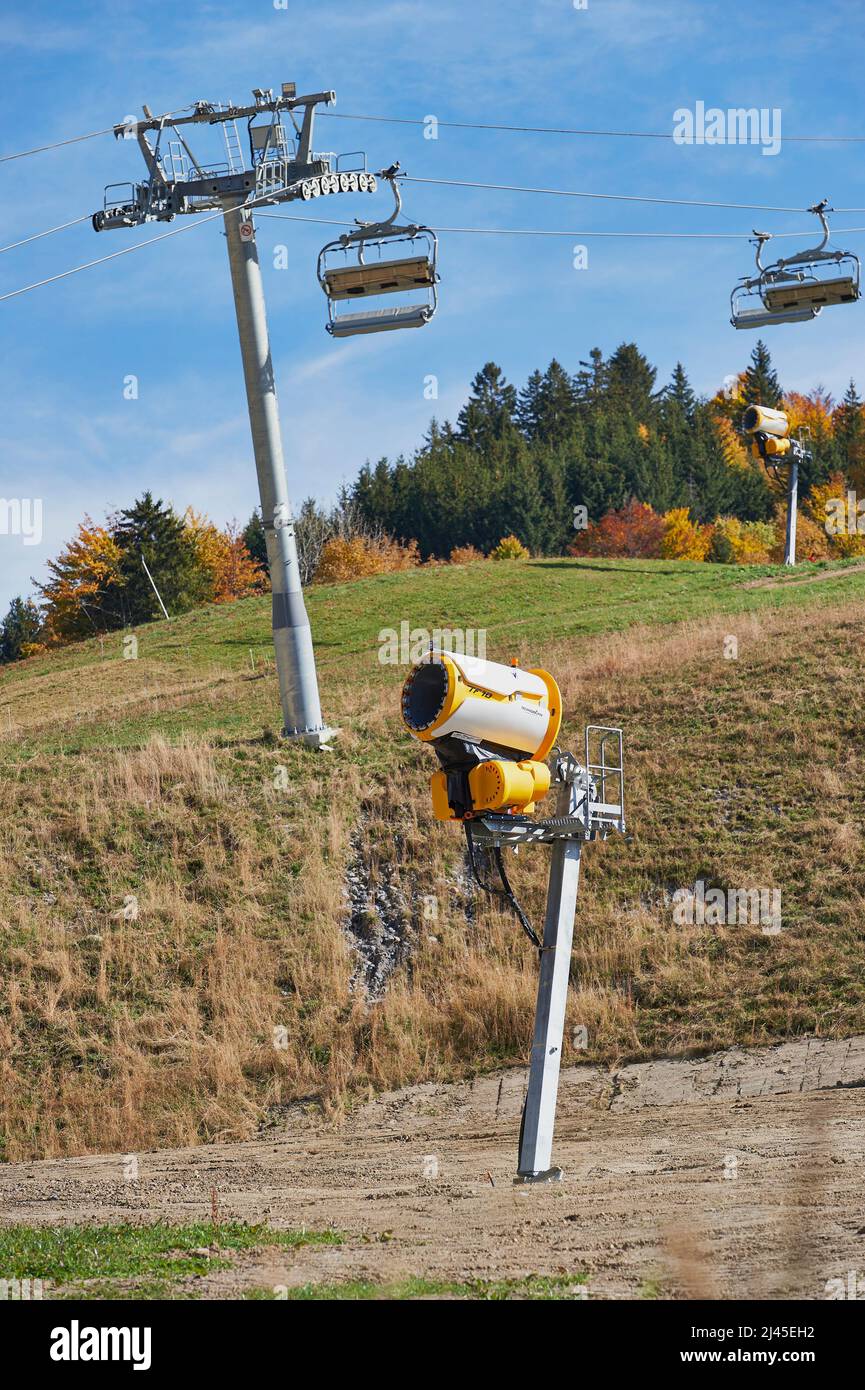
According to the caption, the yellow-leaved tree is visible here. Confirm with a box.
[660,508,711,560]
[36,518,124,642]
[711,517,776,564]
[805,474,865,557]
[184,510,266,602]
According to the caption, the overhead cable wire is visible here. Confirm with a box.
[5,107,865,166]
[0,126,121,163]
[4,204,865,305]
[320,110,865,145]
[255,211,865,240]
[0,214,94,255]
[400,175,852,215]
[0,106,195,164]
[0,196,254,303]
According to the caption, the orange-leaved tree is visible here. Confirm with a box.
[569,499,665,559]
[216,521,267,601]
[784,388,835,460]
[313,534,419,583]
[184,510,266,602]
[36,518,124,641]
[768,504,831,563]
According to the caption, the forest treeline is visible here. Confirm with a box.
[348,340,865,557]
[3,338,864,664]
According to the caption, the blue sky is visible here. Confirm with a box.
[1,0,864,610]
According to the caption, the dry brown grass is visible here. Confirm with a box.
[1,596,863,1160]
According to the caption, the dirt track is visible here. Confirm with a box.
[2,1037,864,1299]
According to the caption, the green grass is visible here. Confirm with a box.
[0,1222,343,1299]
[5,555,865,757]
[247,1273,588,1301]
[0,1222,582,1301]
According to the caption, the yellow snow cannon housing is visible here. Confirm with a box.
[744,403,792,459]
[401,651,562,821]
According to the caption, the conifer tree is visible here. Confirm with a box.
[742,339,783,407]
[834,379,865,487]
[0,596,42,663]
[456,363,518,449]
[112,492,208,624]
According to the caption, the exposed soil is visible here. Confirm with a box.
[1,1036,863,1299]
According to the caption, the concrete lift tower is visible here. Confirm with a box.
[92,83,397,747]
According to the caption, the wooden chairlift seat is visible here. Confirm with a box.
[323,255,436,301]
[764,273,859,311]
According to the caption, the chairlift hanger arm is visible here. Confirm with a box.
[316,168,439,337]
[752,230,772,272]
[336,167,412,247]
[774,201,845,269]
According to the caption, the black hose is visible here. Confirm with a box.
[463,822,541,950]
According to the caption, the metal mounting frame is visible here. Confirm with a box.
[92,87,376,229]
[468,735,625,853]
[448,731,626,1181]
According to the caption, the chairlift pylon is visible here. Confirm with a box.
[730,203,860,330]
[317,166,439,337]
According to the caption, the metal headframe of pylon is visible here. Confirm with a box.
[469,729,626,1182]
[91,82,396,747]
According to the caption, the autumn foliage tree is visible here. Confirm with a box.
[36,518,124,642]
[806,473,865,557]
[216,521,267,600]
[313,534,419,583]
[660,507,712,560]
[570,499,665,559]
[185,512,265,603]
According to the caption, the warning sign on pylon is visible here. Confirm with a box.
[239,220,254,242]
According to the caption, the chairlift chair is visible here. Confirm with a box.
[317,168,438,337]
[761,202,861,312]
[730,204,861,329]
[730,278,821,330]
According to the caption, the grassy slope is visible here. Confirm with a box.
[1,556,864,1161]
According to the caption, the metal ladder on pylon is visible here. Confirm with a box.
[222,118,245,174]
